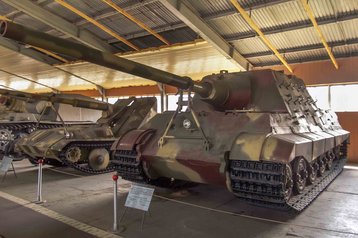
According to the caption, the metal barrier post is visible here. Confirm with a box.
[35,159,44,204]
[112,172,119,232]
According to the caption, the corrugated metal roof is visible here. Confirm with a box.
[0,0,357,92]
[0,42,239,92]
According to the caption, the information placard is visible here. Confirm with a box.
[0,156,13,173]
[124,185,154,211]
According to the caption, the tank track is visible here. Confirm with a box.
[112,149,192,188]
[58,141,116,174]
[229,144,347,212]
[111,149,148,182]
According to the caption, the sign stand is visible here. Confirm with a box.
[112,172,119,232]
[34,159,45,204]
[119,184,155,231]
[0,156,17,183]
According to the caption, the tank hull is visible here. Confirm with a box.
[16,97,157,173]
[110,70,350,211]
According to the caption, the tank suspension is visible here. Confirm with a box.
[229,142,347,212]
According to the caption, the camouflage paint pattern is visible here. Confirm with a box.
[0,22,349,199]
[112,70,349,186]
[16,97,157,162]
[0,89,110,158]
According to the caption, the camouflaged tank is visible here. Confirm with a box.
[0,89,103,159]
[16,97,156,173]
[1,21,349,211]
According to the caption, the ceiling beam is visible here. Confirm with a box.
[254,51,358,68]
[300,0,338,69]
[101,0,170,45]
[31,46,69,63]
[114,7,357,45]
[0,37,63,65]
[0,27,105,91]
[76,0,157,26]
[230,0,292,73]
[158,0,251,71]
[1,0,114,52]
[0,84,18,91]
[54,0,139,51]
[0,68,60,93]
[243,38,358,58]
[225,13,358,42]
[110,0,290,42]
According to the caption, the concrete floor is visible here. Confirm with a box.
[0,160,357,238]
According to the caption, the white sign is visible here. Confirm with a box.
[0,156,13,173]
[124,185,154,211]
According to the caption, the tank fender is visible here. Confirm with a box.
[260,134,313,163]
[229,133,269,162]
[110,129,155,151]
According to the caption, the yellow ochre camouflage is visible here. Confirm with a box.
[0,21,349,211]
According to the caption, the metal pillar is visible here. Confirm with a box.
[112,172,119,232]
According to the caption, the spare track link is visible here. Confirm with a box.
[111,149,147,182]
[0,122,68,132]
[230,156,346,212]
[59,142,115,174]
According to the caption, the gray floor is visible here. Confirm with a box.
[0,160,357,238]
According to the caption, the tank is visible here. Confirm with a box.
[1,21,349,211]
[0,88,104,159]
[16,97,156,173]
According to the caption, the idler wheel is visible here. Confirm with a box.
[283,164,293,201]
[65,146,82,163]
[293,158,308,194]
[307,161,318,185]
[88,148,109,171]
[318,156,326,176]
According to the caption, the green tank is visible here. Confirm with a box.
[16,97,156,172]
[0,89,103,160]
[1,21,349,211]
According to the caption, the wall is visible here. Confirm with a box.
[337,112,358,164]
[267,57,358,85]
[58,104,102,122]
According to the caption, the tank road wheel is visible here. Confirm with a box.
[326,151,334,170]
[292,158,308,194]
[65,146,82,163]
[307,161,318,185]
[283,164,293,201]
[88,148,110,171]
[317,156,326,176]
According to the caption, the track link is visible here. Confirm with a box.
[59,141,115,174]
[230,145,347,212]
[111,149,147,181]
[112,149,192,188]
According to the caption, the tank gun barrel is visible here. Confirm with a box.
[0,21,211,98]
[0,88,110,111]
